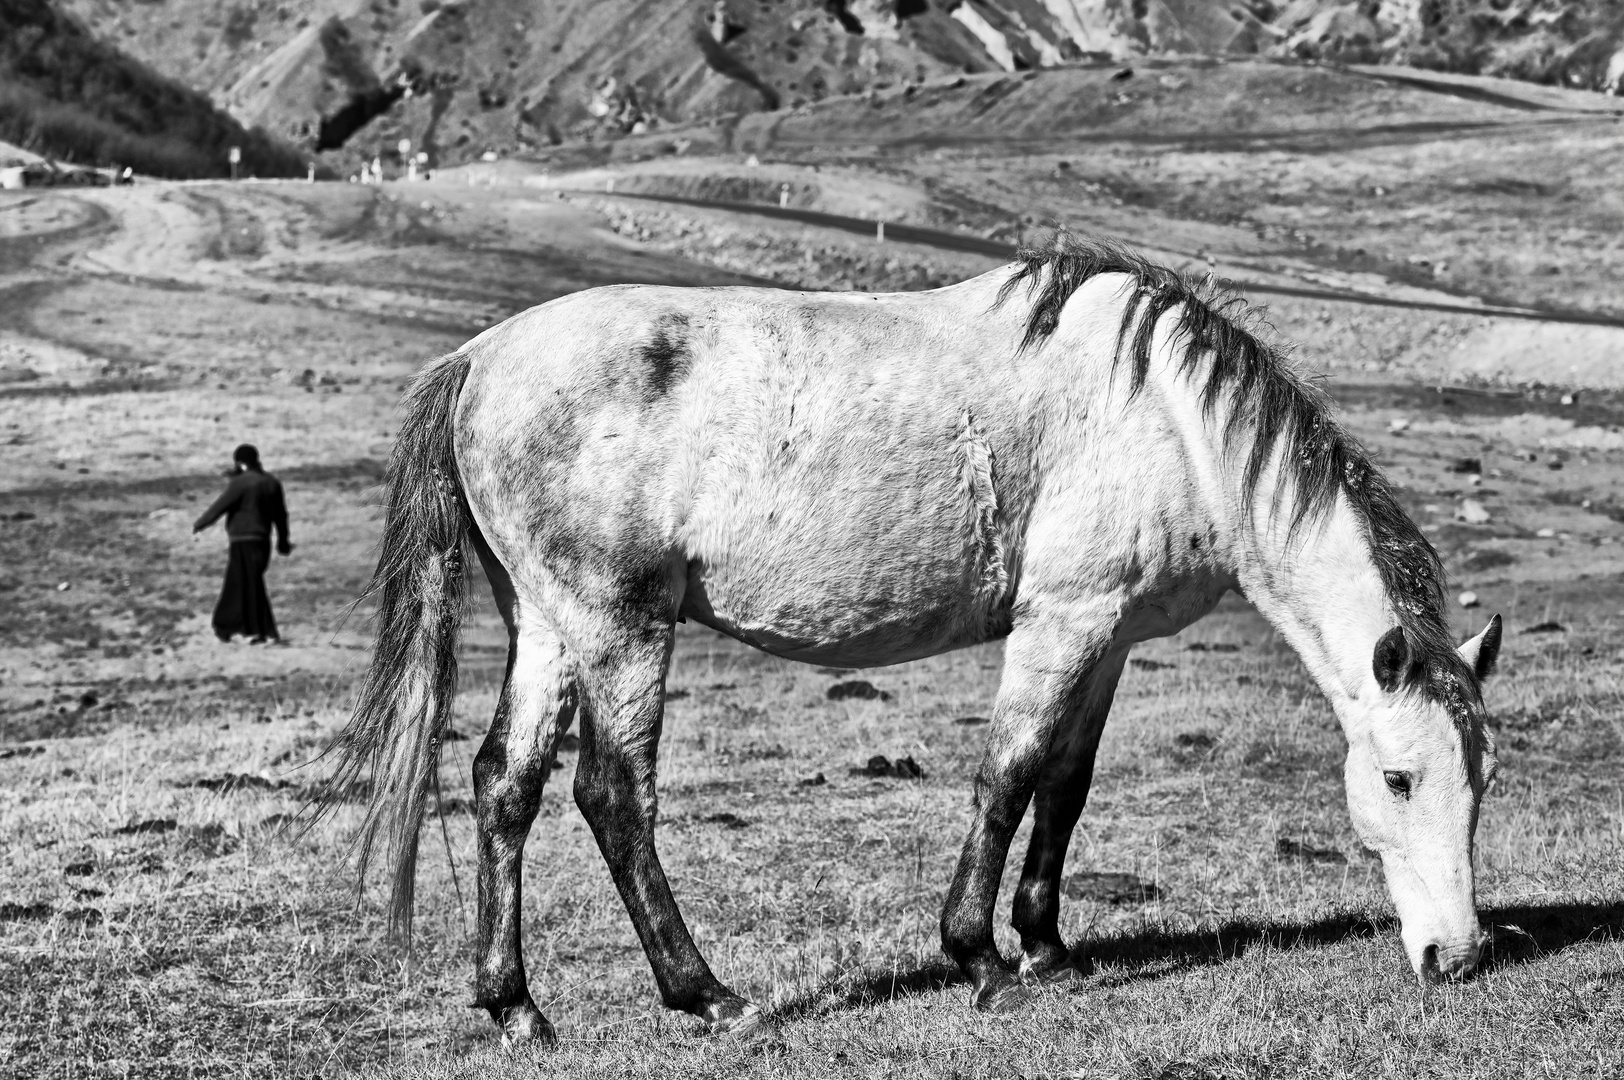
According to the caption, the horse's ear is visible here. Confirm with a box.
[1458,614,1503,681]
[1373,626,1409,693]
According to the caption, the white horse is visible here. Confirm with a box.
[326,235,1501,1043]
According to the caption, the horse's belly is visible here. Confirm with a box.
[676,525,999,668]
[679,590,986,667]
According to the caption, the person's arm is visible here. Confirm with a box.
[273,481,292,555]
[193,478,240,533]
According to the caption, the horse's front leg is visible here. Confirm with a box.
[1011,647,1128,983]
[940,610,1117,1011]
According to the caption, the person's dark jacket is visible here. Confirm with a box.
[194,468,290,550]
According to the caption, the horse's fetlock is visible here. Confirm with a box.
[475,970,530,1013]
[659,986,701,1014]
[940,923,991,970]
[1009,881,1055,939]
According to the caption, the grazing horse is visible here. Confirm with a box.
[327,235,1501,1043]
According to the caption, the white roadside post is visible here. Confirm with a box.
[779,183,790,208]
[398,139,412,182]
[876,220,885,243]
[228,145,241,181]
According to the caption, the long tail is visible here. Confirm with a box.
[323,349,473,942]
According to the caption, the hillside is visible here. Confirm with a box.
[0,0,309,179]
[51,0,1624,172]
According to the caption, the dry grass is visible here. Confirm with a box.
[3,601,1619,1078]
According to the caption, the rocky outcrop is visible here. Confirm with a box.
[223,13,399,149]
[1389,1,1624,91]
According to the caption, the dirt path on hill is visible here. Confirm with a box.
[544,186,1624,331]
[0,180,763,721]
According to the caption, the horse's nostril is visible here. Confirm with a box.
[1420,944,1444,985]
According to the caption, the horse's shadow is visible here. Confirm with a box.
[771,900,1624,1019]
[1476,899,1624,972]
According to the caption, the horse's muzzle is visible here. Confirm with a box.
[1420,937,1483,984]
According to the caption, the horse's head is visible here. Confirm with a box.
[1344,615,1501,983]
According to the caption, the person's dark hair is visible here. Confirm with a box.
[233,443,261,468]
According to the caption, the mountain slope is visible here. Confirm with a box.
[0,0,309,179]
[49,0,1624,172]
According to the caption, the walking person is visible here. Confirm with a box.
[193,444,293,643]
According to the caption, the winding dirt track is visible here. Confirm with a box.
[566,188,1624,330]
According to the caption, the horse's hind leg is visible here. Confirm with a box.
[570,618,757,1033]
[1010,648,1128,983]
[470,543,578,1043]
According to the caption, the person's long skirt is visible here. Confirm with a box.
[213,539,278,642]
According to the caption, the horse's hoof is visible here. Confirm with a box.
[703,998,768,1039]
[497,1003,557,1048]
[1018,951,1086,987]
[971,975,1035,1014]
[1020,962,1084,988]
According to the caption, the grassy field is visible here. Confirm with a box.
[2,62,1622,1078]
[3,602,1620,1078]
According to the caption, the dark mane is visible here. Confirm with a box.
[996,234,1485,726]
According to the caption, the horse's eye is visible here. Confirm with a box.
[1384,770,1413,799]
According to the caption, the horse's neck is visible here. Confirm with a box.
[1233,481,1390,713]
[1136,314,1394,709]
